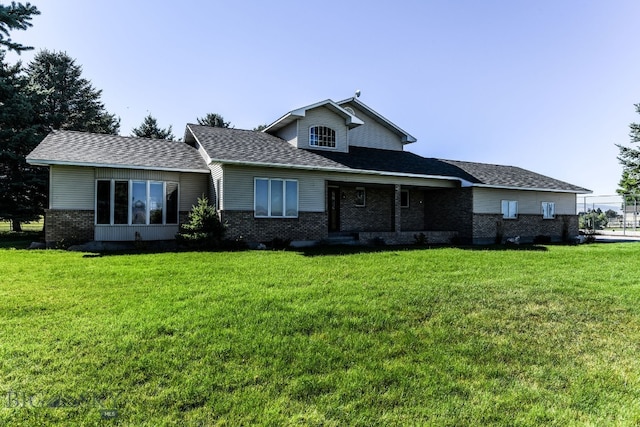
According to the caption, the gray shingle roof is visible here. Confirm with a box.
[27,130,209,173]
[187,125,350,170]
[188,125,589,193]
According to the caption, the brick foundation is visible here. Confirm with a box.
[472,214,579,244]
[45,209,94,244]
[221,211,328,242]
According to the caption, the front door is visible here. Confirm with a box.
[328,187,340,232]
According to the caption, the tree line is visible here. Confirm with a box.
[1,2,257,231]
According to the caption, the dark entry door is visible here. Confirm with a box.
[328,187,340,232]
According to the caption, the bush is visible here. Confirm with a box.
[176,196,225,249]
[414,232,427,245]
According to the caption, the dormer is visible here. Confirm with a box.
[337,97,417,151]
[263,99,363,153]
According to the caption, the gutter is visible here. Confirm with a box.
[471,183,592,194]
[208,158,468,186]
[25,159,211,174]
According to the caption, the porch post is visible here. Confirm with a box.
[394,184,402,234]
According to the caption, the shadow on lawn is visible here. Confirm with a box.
[296,243,549,257]
[0,231,44,250]
[73,242,550,258]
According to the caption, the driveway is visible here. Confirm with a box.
[594,231,640,243]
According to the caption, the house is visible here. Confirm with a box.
[27,97,590,247]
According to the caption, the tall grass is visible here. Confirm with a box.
[1,244,640,425]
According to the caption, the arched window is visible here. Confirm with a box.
[309,126,336,148]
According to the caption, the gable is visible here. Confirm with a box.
[295,106,349,153]
[341,102,406,151]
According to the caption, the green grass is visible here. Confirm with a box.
[0,220,44,250]
[2,244,640,425]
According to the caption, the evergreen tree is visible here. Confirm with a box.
[617,103,640,202]
[253,124,268,132]
[197,113,230,128]
[131,114,175,140]
[0,52,46,231]
[176,196,225,248]
[27,50,119,134]
[0,2,39,53]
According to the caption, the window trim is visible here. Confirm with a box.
[400,189,410,208]
[355,187,366,207]
[542,201,556,219]
[501,200,518,219]
[309,125,336,149]
[95,179,179,226]
[254,177,299,218]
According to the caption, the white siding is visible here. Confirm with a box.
[473,188,577,215]
[95,225,179,241]
[344,104,405,151]
[96,168,180,181]
[297,107,349,153]
[210,163,224,209]
[275,121,298,147]
[50,165,95,209]
[180,172,209,211]
[222,165,457,212]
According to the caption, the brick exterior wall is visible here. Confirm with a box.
[472,214,579,244]
[424,188,474,242]
[339,185,394,232]
[401,188,426,231]
[221,211,327,242]
[45,209,94,244]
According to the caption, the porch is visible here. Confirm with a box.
[326,181,468,245]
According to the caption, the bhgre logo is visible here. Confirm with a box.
[4,390,118,419]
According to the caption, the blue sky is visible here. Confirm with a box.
[8,0,640,196]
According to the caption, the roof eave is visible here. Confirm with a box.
[208,158,464,185]
[25,158,210,174]
[263,99,364,133]
[471,183,592,194]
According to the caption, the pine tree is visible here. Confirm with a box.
[0,2,39,53]
[27,50,120,134]
[131,114,175,140]
[617,104,640,203]
[176,196,225,248]
[0,52,47,230]
[197,113,231,128]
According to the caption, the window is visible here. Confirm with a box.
[309,126,336,148]
[501,200,518,219]
[401,190,409,208]
[542,202,555,219]
[254,178,298,217]
[354,188,366,207]
[96,180,178,225]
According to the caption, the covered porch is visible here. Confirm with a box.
[326,180,469,245]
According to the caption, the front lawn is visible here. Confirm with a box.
[1,244,640,425]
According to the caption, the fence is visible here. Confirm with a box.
[578,194,640,233]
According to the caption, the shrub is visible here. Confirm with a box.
[176,196,225,249]
[414,232,427,245]
[268,237,292,250]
